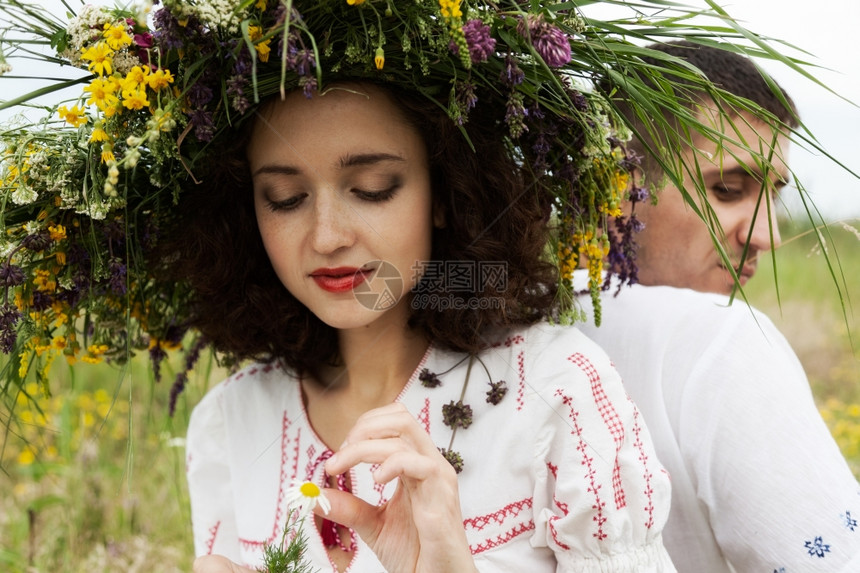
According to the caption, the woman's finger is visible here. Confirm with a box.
[314,486,384,543]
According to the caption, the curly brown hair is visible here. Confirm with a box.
[158,83,558,374]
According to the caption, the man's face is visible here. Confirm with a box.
[632,111,790,294]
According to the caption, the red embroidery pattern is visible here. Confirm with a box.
[516,350,526,411]
[417,397,431,433]
[488,334,525,349]
[569,352,626,510]
[470,521,536,554]
[555,388,607,541]
[239,411,298,550]
[463,497,534,554]
[205,520,220,555]
[463,497,532,531]
[547,461,558,479]
[630,403,656,529]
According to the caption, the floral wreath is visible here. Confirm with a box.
[0,0,793,408]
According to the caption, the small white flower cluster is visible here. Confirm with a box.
[112,50,144,75]
[61,4,112,67]
[0,61,11,76]
[188,0,249,34]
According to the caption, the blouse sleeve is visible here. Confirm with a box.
[185,383,242,561]
[525,325,676,572]
[675,308,860,572]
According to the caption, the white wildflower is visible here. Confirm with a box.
[285,480,332,520]
[112,51,143,75]
[189,0,248,34]
[11,184,38,205]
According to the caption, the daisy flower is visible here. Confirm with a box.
[285,480,331,519]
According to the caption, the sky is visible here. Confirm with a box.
[2,0,859,220]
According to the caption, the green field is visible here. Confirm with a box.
[1,220,858,571]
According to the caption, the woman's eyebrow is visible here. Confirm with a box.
[340,152,404,168]
[252,164,301,177]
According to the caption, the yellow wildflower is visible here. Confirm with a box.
[17,449,35,466]
[121,88,150,110]
[52,335,67,350]
[81,344,109,364]
[438,0,462,19]
[346,0,366,5]
[101,143,116,163]
[149,337,181,351]
[55,251,66,265]
[248,26,272,63]
[103,22,133,50]
[84,77,120,111]
[121,65,150,92]
[255,0,267,9]
[48,224,66,241]
[33,269,57,292]
[374,47,385,70]
[81,42,114,76]
[58,105,87,127]
[90,126,111,143]
[146,68,174,91]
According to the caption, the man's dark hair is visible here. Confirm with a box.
[604,40,799,179]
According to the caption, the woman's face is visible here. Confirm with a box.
[247,84,436,331]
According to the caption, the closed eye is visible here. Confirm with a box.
[711,184,744,202]
[265,193,308,212]
[352,184,400,203]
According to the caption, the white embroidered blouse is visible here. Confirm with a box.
[186,322,676,572]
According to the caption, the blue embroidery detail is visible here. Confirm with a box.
[804,536,831,558]
[843,510,858,532]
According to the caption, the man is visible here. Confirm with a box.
[577,42,860,572]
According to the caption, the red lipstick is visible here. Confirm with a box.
[309,267,371,293]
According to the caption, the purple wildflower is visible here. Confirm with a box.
[169,336,207,416]
[299,76,318,99]
[628,184,650,204]
[439,448,464,473]
[500,54,524,87]
[604,214,643,291]
[31,290,52,311]
[505,92,528,138]
[187,82,214,109]
[486,380,507,405]
[152,7,186,51]
[519,14,571,68]
[455,81,478,113]
[22,231,51,252]
[0,302,20,353]
[169,373,188,417]
[294,49,315,77]
[442,400,473,429]
[188,109,215,142]
[461,19,496,63]
[0,262,25,286]
[108,257,127,295]
[419,368,442,388]
[149,343,167,383]
[102,218,126,245]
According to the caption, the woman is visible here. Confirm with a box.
[179,81,675,571]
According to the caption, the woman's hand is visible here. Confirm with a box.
[322,402,478,573]
[192,555,256,573]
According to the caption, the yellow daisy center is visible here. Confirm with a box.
[299,482,321,498]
